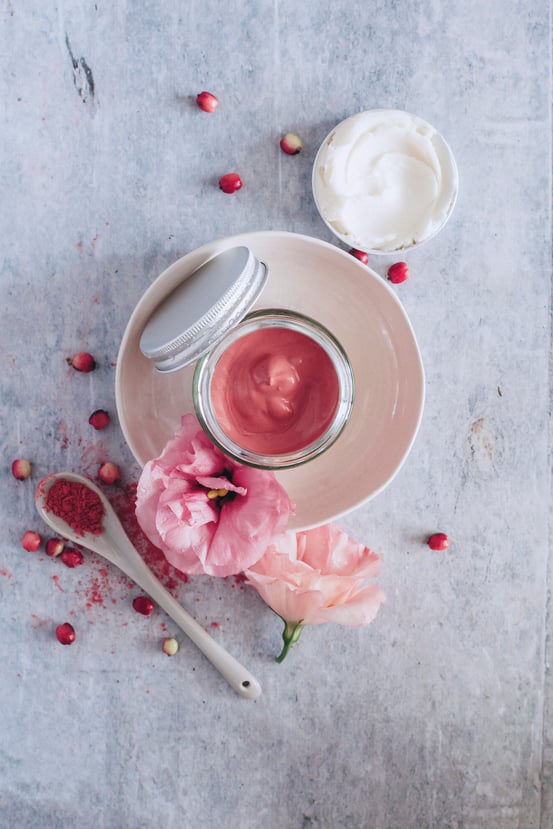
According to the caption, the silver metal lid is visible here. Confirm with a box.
[139,246,268,373]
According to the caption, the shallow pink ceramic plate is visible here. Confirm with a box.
[115,231,424,531]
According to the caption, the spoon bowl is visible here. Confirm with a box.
[35,472,261,700]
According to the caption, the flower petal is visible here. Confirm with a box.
[309,584,386,626]
[245,570,327,626]
[298,524,380,578]
[230,466,295,540]
[163,414,228,477]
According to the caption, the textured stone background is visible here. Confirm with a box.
[1,2,551,827]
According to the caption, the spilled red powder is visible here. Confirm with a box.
[52,575,65,592]
[57,420,70,450]
[210,621,220,628]
[0,568,12,578]
[109,483,190,592]
[72,554,132,613]
[45,478,104,536]
[79,442,109,476]
[83,566,110,609]
[89,232,100,255]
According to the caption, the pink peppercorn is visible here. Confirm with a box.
[428,533,449,551]
[387,262,410,284]
[132,595,155,616]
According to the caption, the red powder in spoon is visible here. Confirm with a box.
[45,478,104,536]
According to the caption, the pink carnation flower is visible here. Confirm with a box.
[135,414,295,577]
[245,524,385,661]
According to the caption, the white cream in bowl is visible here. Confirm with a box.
[312,109,458,253]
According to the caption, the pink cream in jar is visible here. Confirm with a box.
[194,310,354,469]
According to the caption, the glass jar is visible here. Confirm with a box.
[193,309,354,469]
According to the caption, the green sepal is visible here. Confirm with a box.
[275,619,304,663]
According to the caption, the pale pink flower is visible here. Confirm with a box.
[135,414,295,577]
[245,524,385,661]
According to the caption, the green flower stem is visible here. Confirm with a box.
[276,620,304,663]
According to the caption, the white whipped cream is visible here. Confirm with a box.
[313,110,458,252]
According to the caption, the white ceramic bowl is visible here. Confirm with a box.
[312,109,459,255]
[116,231,425,531]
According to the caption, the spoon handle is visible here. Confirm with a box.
[109,536,262,700]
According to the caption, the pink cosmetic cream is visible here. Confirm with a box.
[210,326,339,454]
[195,311,354,467]
[139,247,354,469]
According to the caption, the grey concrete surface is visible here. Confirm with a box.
[1,2,551,827]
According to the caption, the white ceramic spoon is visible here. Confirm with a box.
[35,472,261,700]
